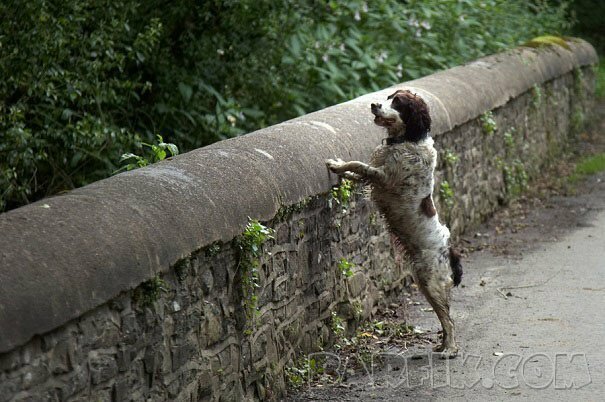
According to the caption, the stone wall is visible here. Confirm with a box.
[0,194,398,401]
[0,40,597,401]
[436,69,594,235]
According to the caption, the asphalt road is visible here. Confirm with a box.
[290,172,605,401]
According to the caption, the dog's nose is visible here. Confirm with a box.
[371,103,381,110]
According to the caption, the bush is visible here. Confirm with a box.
[0,0,161,210]
[1,0,572,212]
[278,0,570,113]
[569,0,605,54]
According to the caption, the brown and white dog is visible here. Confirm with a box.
[326,90,462,358]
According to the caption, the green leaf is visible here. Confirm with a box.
[119,153,139,162]
[165,143,179,156]
[289,34,302,56]
[178,83,193,102]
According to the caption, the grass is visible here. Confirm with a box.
[570,152,605,182]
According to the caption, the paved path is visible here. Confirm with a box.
[291,172,605,401]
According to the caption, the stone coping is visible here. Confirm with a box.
[0,39,597,353]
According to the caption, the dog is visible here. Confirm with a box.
[326,90,462,358]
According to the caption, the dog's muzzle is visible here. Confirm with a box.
[371,103,382,116]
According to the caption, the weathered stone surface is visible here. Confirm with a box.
[0,39,598,402]
[48,341,73,374]
[347,272,367,298]
[89,351,118,386]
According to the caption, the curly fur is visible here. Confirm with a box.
[326,90,462,358]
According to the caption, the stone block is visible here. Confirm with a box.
[212,264,228,289]
[113,377,130,402]
[347,272,367,298]
[0,377,19,402]
[21,360,49,390]
[272,276,288,302]
[171,340,198,371]
[119,312,140,345]
[143,347,159,375]
[200,268,214,294]
[276,224,290,244]
[116,344,137,372]
[59,365,88,400]
[49,340,74,374]
[0,349,21,372]
[203,304,223,346]
[89,352,118,386]
[251,333,266,363]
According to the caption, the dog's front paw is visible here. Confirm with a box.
[326,158,346,173]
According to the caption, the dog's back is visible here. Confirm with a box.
[369,137,450,254]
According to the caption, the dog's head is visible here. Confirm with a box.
[371,90,431,142]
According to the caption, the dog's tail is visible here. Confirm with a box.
[449,247,463,286]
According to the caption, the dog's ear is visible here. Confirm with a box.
[387,89,407,100]
[407,94,431,133]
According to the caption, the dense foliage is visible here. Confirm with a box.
[0,1,161,209]
[0,0,574,211]
[569,0,605,54]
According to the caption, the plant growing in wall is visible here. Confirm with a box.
[285,356,325,389]
[274,197,312,222]
[503,127,516,156]
[503,160,529,196]
[235,218,275,324]
[337,257,354,278]
[571,109,586,134]
[439,181,455,209]
[205,242,222,257]
[531,84,542,109]
[443,149,459,168]
[133,275,168,307]
[438,180,455,225]
[352,300,363,321]
[330,311,346,339]
[574,67,586,100]
[480,111,497,135]
[571,68,587,135]
[329,178,354,212]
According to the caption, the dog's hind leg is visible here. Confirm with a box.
[413,258,458,358]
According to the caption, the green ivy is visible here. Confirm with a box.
[133,275,168,307]
[285,356,325,389]
[329,178,354,211]
[503,128,516,151]
[443,149,460,167]
[235,218,275,322]
[439,181,455,208]
[480,111,498,135]
[503,160,529,196]
[337,257,354,278]
[330,311,346,337]
[531,84,543,108]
